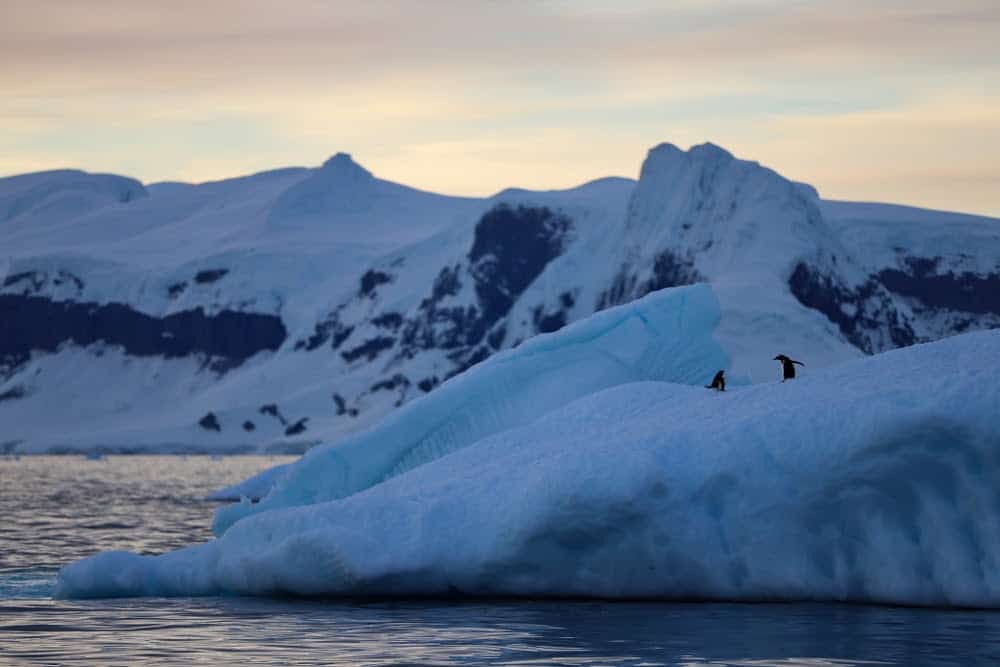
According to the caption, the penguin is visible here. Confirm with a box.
[773,354,804,381]
[705,370,725,392]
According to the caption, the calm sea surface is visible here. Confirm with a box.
[2,455,999,666]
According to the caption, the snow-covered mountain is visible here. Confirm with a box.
[2,143,998,453]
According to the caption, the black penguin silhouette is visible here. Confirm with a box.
[773,354,804,381]
[705,370,725,392]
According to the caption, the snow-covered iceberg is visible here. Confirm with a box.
[55,295,1000,607]
[211,283,727,533]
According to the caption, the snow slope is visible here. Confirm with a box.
[55,318,1000,607]
[0,170,146,226]
[211,283,726,533]
[2,143,999,453]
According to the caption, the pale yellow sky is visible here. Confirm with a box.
[1,0,998,215]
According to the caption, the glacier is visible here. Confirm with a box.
[55,283,1000,607]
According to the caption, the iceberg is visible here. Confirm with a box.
[211,283,727,534]
[55,288,1000,607]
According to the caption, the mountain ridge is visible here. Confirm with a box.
[2,143,998,453]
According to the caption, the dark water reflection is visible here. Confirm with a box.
[2,456,1000,665]
[3,598,1000,666]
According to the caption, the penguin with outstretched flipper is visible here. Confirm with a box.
[773,355,804,381]
[705,370,725,392]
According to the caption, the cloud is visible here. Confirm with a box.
[1,1,998,214]
[2,0,996,92]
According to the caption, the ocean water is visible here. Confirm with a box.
[2,456,1000,666]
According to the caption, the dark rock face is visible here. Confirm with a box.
[467,204,572,333]
[533,290,577,334]
[199,412,221,431]
[284,418,308,436]
[370,373,411,406]
[487,326,507,349]
[876,259,1000,315]
[789,258,1000,354]
[533,305,567,334]
[341,336,395,363]
[3,270,85,295]
[370,374,409,393]
[2,272,35,288]
[295,306,353,351]
[417,376,439,393]
[258,403,287,425]
[788,263,915,353]
[398,265,470,353]
[332,393,359,417]
[372,312,403,330]
[0,385,26,402]
[398,204,573,367]
[597,250,702,311]
[649,250,702,293]
[167,282,187,299]
[194,269,229,284]
[0,295,287,373]
[359,270,392,297]
[296,204,577,418]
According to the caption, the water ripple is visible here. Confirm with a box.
[3,457,1000,665]
[0,455,293,575]
[1,598,999,666]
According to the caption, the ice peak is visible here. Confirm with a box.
[646,142,684,160]
[688,142,733,162]
[320,152,373,182]
[639,142,736,180]
[322,152,357,168]
[627,138,841,280]
[644,142,733,165]
[268,152,377,222]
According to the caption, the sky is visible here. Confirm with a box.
[1,0,998,215]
